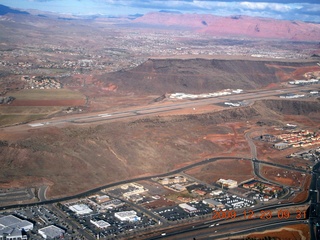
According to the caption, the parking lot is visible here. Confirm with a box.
[154,202,212,222]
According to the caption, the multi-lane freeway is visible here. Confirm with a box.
[143,215,308,240]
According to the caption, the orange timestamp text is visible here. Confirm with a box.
[212,209,307,220]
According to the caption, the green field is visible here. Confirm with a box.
[9,89,85,100]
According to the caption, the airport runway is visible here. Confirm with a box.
[3,85,317,133]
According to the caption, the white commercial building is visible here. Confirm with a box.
[90,220,111,229]
[38,225,65,239]
[69,203,93,215]
[203,199,224,208]
[114,211,141,222]
[217,179,238,188]
[96,195,110,203]
[178,203,197,213]
[210,190,223,196]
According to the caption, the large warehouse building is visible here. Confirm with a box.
[0,215,33,240]
[68,203,93,215]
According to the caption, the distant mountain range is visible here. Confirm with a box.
[134,12,320,41]
[1,3,319,42]
[0,4,29,16]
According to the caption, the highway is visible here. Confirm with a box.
[309,162,320,240]
[140,209,308,240]
[161,219,308,240]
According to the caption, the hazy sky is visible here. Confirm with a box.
[1,0,320,22]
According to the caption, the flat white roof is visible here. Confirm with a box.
[0,215,22,226]
[114,211,140,222]
[179,203,197,212]
[115,210,137,218]
[90,220,110,229]
[0,215,33,231]
[29,123,44,127]
[69,204,93,215]
[203,199,222,206]
[97,195,109,200]
[39,225,65,239]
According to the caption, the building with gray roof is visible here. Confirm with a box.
[38,225,65,239]
[0,215,33,240]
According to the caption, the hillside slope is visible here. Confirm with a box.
[0,4,29,15]
[0,99,319,198]
[101,58,317,94]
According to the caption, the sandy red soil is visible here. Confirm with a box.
[260,165,307,187]
[142,198,176,210]
[291,175,311,203]
[11,99,85,106]
[245,224,309,240]
[186,159,254,184]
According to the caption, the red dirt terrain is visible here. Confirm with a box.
[186,159,254,184]
[10,99,85,106]
[267,64,320,81]
[99,58,319,95]
[134,12,320,41]
[0,98,319,199]
[244,224,310,240]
